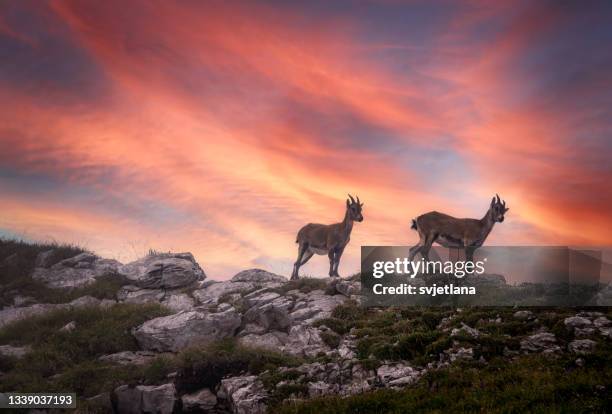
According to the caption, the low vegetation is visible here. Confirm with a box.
[0,238,129,307]
[273,350,612,414]
[175,339,304,393]
[0,303,171,397]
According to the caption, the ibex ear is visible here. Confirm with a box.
[504,207,510,213]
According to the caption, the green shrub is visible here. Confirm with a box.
[320,331,341,349]
[272,352,612,413]
[0,303,171,397]
[175,339,303,392]
[0,238,130,306]
[312,318,350,335]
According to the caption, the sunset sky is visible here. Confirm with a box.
[1,0,611,279]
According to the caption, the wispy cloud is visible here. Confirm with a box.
[1,0,610,278]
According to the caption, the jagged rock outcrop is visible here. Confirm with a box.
[113,383,176,414]
[181,388,217,412]
[568,339,597,355]
[192,269,286,305]
[219,375,268,414]
[119,252,205,289]
[520,332,560,353]
[99,351,163,366]
[32,253,121,288]
[0,344,31,358]
[0,303,69,328]
[231,269,287,284]
[133,307,242,352]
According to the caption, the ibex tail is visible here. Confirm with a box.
[410,219,417,230]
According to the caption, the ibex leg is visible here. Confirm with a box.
[328,250,337,277]
[292,243,309,280]
[332,246,345,277]
[299,251,314,266]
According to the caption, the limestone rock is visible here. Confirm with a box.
[181,388,217,412]
[564,316,592,330]
[377,362,421,387]
[0,344,31,358]
[113,383,176,414]
[117,285,165,304]
[193,281,255,305]
[220,375,268,414]
[161,293,195,312]
[520,332,560,353]
[568,339,597,355]
[133,308,241,352]
[119,252,205,289]
[231,269,287,284]
[451,323,480,338]
[32,253,120,289]
[513,310,534,320]
[99,351,161,366]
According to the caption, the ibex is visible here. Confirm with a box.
[291,194,363,280]
[409,194,509,262]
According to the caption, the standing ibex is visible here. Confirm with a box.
[409,194,509,262]
[291,194,363,280]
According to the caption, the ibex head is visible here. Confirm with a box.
[346,194,364,222]
[490,194,509,222]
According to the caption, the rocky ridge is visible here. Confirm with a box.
[1,249,610,413]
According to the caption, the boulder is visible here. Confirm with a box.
[231,269,287,284]
[243,297,293,332]
[334,280,361,297]
[220,375,268,414]
[59,321,76,332]
[119,252,205,289]
[181,388,217,412]
[133,308,241,352]
[99,351,161,366]
[377,363,421,387]
[242,289,280,309]
[0,303,69,329]
[593,316,611,328]
[161,293,195,312]
[112,385,143,414]
[32,253,121,289]
[113,383,176,414]
[0,344,31,358]
[513,310,534,320]
[141,383,176,414]
[564,316,592,330]
[192,281,255,305]
[239,332,288,350]
[291,292,346,325]
[568,339,597,355]
[520,332,560,353]
[283,324,328,357]
[451,323,480,338]
[117,285,165,304]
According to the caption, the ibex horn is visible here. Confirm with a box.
[348,194,355,204]
[356,195,361,204]
[495,194,501,204]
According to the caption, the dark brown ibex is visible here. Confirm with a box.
[409,194,509,262]
[291,194,363,280]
